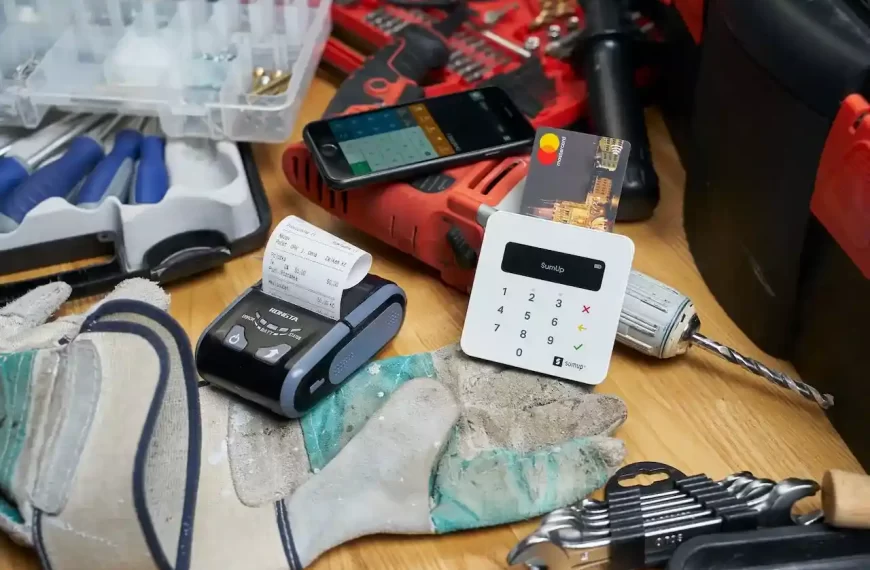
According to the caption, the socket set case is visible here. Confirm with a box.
[0,139,271,302]
[0,0,330,142]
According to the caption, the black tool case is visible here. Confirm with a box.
[667,524,870,569]
[678,0,870,468]
[0,140,270,302]
[682,0,870,358]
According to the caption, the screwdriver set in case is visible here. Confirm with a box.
[0,114,270,302]
[0,0,324,298]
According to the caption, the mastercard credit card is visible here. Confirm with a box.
[520,128,631,233]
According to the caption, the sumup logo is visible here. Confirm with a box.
[553,356,584,370]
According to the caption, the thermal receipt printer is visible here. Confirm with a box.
[195,274,406,418]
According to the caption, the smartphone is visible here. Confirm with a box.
[303,87,536,190]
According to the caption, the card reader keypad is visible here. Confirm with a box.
[461,212,634,385]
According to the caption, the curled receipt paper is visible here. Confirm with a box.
[262,216,372,320]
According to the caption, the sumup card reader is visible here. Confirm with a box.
[196,275,406,418]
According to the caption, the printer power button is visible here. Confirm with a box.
[224,325,249,351]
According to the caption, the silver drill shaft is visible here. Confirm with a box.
[689,333,834,410]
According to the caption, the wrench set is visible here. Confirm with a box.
[508,462,822,569]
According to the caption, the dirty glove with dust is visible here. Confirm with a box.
[229,344,627,565]
[0,284,459,570]
[0,280,626,570]
[0,280,171,547]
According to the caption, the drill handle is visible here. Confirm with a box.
[577,0,660,221]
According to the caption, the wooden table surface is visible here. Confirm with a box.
[1,76,862,569]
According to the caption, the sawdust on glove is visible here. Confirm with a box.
[0,280,627,570]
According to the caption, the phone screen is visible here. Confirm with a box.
[310,88,533,180]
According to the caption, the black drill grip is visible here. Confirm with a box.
[578,0,660,221]
[324,24,450,118]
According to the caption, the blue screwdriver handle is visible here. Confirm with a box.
[76,129,143,206]
[1,136,104,224]
[134,135,169,204]
[0,156,30,200]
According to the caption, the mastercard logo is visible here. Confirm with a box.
[536,133,560,165]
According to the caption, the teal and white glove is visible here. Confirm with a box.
[0,279,171,547]
[228,344,628,564]
[0,282,626,570]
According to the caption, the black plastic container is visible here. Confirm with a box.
[683,0,870,358]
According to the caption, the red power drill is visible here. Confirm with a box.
[284,4,543,291]
[283,0,666,290]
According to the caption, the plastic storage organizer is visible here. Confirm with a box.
[0,0,330,142]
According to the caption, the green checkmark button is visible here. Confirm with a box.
[573,344,583,350]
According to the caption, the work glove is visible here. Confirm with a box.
[0,281,627,570]
[225,344,628,566]
[0,279,171,547]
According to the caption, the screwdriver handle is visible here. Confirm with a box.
[1,136,104,225]
[0,156,30,200]
[76,129,143,206]
[134,135,169,204]
[822,470,870,529]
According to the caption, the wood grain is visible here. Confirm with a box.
[0,74,862,569]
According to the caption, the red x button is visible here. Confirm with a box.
[582,305,591,313]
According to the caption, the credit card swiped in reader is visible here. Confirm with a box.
[196,216,406,418]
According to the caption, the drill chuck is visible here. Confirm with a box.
[477,204,832,409]
[617,270,697,359]
[618,271,833,410]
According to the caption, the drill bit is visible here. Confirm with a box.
[689,333,834,410]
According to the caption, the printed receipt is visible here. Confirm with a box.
[262,216,372,320]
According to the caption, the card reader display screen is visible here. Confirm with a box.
[501,242,605,291]
[327,90,515,175]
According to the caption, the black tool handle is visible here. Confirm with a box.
[324,24,450,117]
[667,524,870,570]
[579,0,660,221]
[605,461,688,497]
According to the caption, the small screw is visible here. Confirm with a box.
[524,36,541,51]
[253,70,291,95]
